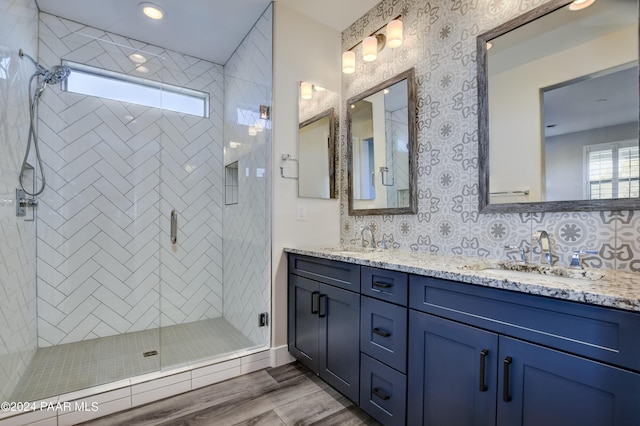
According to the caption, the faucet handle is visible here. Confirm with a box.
[569,249,598,269]
[504,245,527,263]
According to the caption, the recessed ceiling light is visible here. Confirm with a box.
[140,3,165,20]
[569,0,596,11]
[129,53,146,63]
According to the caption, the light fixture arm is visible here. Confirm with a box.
[344,15,402,52]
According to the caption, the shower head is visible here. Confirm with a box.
[43,65,71,85]
[19,48,71,91]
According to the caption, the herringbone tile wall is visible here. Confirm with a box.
[36,13,226,347]
[0,0,39,402]
[223,4,273,346]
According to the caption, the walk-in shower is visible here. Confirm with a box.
[18,49,71,197]
[1,4,272,407]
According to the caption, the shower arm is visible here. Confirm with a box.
[19,49,46,74]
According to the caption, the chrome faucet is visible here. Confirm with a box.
[532,230,553,266]
[569,249,598,269]
[360,226,376,249]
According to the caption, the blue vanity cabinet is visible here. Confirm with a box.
[498,336,640,426]
[408,275,640,426]
[408,310,498,426]
[288,254,361,403]
[359,266,409,425]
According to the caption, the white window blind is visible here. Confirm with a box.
[586,141,639,199]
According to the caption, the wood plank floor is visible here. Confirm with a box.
[81,362,381,425]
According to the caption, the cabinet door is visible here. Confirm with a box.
[408,311,498,426]
[498,337,640,426]
[288,274,320,372]
[318,283,360,403]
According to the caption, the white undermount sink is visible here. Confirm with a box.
[461,261,605,285]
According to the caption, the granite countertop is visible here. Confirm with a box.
[284,246,640,312]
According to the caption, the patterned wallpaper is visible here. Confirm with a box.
[0,0,39,401]
[340,0,640,272]
[223,4,273,346]
[36,13,226,346]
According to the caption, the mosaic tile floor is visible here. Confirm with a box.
[11,318,257,402]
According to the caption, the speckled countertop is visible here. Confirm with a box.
[284,246,640,312]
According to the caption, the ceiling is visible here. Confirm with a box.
[35,0,379,64]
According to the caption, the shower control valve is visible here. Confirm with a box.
[16,188,37,217]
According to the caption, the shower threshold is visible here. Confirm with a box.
[11,317,257,402]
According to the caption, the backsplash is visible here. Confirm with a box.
[339,0,640,272]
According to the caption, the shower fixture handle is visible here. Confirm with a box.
[170,210,178,244]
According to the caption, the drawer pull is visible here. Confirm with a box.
[503,356,512,402]
[310,291,319,315]
[318,294,327,318]
[479,349,488,392]
[372,281,393,289]
[372,327,391,338]
[372,387,390,401]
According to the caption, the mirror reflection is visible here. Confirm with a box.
[298,82,338,199]
[479,0,640,212]
[347,68,417,215]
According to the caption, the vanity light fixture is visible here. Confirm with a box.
[569,0,596,11]
[386,19,403,48]
[342,51,356,74]
[140,3,165,20]
[300,81,313,100]
[342,16,403,74]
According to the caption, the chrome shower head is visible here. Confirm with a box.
[43,65,71,85]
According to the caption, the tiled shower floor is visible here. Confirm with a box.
[11,318,256,402]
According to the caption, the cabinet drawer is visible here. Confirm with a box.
[288,254,360,292]
[361,296,407,373]
[360,354,407,426]
[361,266,408,305]
[410,275,640,372]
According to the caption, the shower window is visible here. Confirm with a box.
[62,61,210,117]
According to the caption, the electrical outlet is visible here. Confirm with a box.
[296,204,306,221]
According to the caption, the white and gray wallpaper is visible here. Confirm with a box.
[36,13,226,346]
[340,0,640,272]
[0,0,39,402]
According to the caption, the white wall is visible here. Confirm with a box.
[272,3,341,347]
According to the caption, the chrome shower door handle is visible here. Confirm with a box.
[170,210,178,244]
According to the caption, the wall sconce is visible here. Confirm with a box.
[342,51,356,74]
[342,17,403,75]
